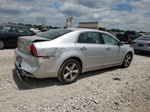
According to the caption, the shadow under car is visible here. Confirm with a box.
[13,66,120,90]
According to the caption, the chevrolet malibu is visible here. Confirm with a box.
[14,28,134,84]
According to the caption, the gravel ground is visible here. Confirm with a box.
[0,49,150,112]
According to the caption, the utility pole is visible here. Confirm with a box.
[42,19,47,28]
[66,16,73,28]
[41,18,48,31]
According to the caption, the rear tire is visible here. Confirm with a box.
[0,40,5,50]
[58,59,81,84]
[121,53,133,68]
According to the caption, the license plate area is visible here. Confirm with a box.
[138,44,143,47]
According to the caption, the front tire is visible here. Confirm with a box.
[121,53,133,68]
[58,59,81,84]
[0,40,5,50]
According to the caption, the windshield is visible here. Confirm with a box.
[137,35,150,41]
[37,29,72,39]
[0,26,3,32]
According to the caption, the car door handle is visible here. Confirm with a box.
[106,47,111,50]
[80,47,87,51]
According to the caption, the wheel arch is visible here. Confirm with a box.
[123,48,134,60]
[61,56,83,72]
[126,51,133,58]
[0,39,6,49]
[0,39,5,43]
[122,51,133,64]
[57,56,83,84]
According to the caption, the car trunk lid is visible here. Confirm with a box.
[17,35,50,55]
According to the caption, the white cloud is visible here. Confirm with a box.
[0,0,149,32]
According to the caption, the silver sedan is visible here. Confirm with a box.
[14,28,134,84]
[130,35,150,52]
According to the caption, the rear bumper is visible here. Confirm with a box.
[130,45,150,52]
[15,64,35,78]
[14,48,59,78]
[133,47,150,52]
[135,49,150,52]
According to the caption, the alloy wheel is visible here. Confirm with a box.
[58,59,81,84]
[63,63,79,81]
[124,53,132,67]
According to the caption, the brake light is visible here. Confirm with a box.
[17,41,19,47]
[17,40,20,47]
[128,34,131,39]
[29,45,37,56]
[148,43,150,46]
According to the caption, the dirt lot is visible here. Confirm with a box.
[0,49,150,112]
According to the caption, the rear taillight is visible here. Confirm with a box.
[128,34,131,39]
[17,40,20,47]
[148,43,150,46]
[29,44,37,56]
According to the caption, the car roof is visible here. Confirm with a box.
[68,28,107,33]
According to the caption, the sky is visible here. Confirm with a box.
[0,0,150,32]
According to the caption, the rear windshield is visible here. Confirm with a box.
[125,31,135,35]
[37,29,72,39]
[137,36,150,41]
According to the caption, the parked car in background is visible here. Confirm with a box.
[30,28,41,34]
[0,24,35,49]
[116,32,125,41]
[15,28,134,84]
[116,31,140,43]
[130,35,150,52]
[40,27,49,32]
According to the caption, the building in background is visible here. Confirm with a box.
[78,22,107,31]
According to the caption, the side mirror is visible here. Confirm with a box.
[118,41,124,46]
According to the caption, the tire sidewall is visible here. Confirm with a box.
[122,53,132,68]
[58,59,81,84]
[0,39,5,50]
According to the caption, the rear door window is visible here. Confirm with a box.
[0,26,18,33]
[77,32,103,44]
[8,27,18,33]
